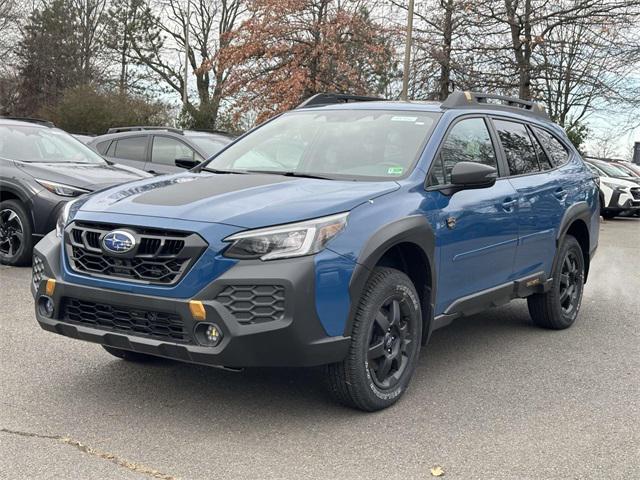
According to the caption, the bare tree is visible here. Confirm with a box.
[471,0,640,100]
[537,15,640,132]
[121,0,245,129]
[72,0,110,82]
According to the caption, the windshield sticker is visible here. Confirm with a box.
[391,116,418,122]
[387,166,404,175]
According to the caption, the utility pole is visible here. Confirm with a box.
[183,1,190,106]
[400,0,415,101]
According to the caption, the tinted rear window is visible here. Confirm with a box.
[494,119,540,175]
[532,127,569,167]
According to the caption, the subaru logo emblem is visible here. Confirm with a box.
[102,230,136,254]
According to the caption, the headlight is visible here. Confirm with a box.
[601,181,628,193]
[36,179,90,197]
[55,197,85,237]
[223,212,348,260]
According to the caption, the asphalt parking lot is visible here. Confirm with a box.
[1,217,638,480]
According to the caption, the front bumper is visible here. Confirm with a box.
[607,190,640,211]
[32,232,350,368]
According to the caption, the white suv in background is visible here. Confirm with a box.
[585,161,640,219]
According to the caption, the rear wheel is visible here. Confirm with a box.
[102,345,159,362]
[602,211,617,220]
[0,200,33,266]
[325,267,422,411]
[528,235,584,330]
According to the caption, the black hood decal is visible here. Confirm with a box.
[131,174,293,206]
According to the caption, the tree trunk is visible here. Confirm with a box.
[438,0,453,100]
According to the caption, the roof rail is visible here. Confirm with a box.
[0,116,55,128]
[106,126,183,135]
[297,93,384,109]
[189,129,236,138]
[442,91,549,119]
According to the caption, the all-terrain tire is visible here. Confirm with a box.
[325,267,422,411]
[527,235,585,330]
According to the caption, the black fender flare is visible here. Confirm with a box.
[344,215,436,341]
[553,201,592,279]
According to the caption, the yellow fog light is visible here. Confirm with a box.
[189,300,206,321]
[45,278,56,296]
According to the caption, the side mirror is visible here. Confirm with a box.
[175,157,200,169]
[451,161,497,188]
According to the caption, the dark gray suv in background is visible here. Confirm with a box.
[88,127,235,175]
[0,119,150,265]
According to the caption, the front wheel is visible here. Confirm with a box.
[0,200,33,266]
[528,235,585,329]
[325,267,422,411]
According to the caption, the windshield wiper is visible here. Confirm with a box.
[246,170,333,180]
[202,167,248,174]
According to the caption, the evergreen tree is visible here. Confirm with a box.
[16,0,83,115]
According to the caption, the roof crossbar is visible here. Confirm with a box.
[107,126,183,134]
[297,93,384,109]
[442,91,549,119]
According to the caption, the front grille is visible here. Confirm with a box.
[61,297,189,343]
[216,285,285,325]
[631,187,640,200]
[65,222,207,285]
[32,255,45,288]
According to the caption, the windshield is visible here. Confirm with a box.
[593,161,632,177]
[189,135,230,157]
[203,110,440,180]
[613,163,639,177]
[0,125,105,164]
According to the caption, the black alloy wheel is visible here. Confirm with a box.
[0,208,23,258]
[558,250,583,317]
[367,296,416,390]
[0,200,33,266]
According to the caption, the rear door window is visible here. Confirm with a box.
[494,120,540,175]
[151,136,203,166]
[112,136,147,162]
[532,127,569,167]
[430,117,498,186]
[528,127,554,170]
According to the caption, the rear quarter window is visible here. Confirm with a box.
[95,140,111,155]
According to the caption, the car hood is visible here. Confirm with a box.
[601,176,639,188]
[78,172,400,228]
[16,160,151,190]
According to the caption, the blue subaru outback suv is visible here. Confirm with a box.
[32,92,599,411]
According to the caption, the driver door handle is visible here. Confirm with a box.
[502,198,518,212]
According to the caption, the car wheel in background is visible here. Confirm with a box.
[602,211,617,220]
[528,235,585,330]
[325,267,422,411]
[0,200,33,266]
